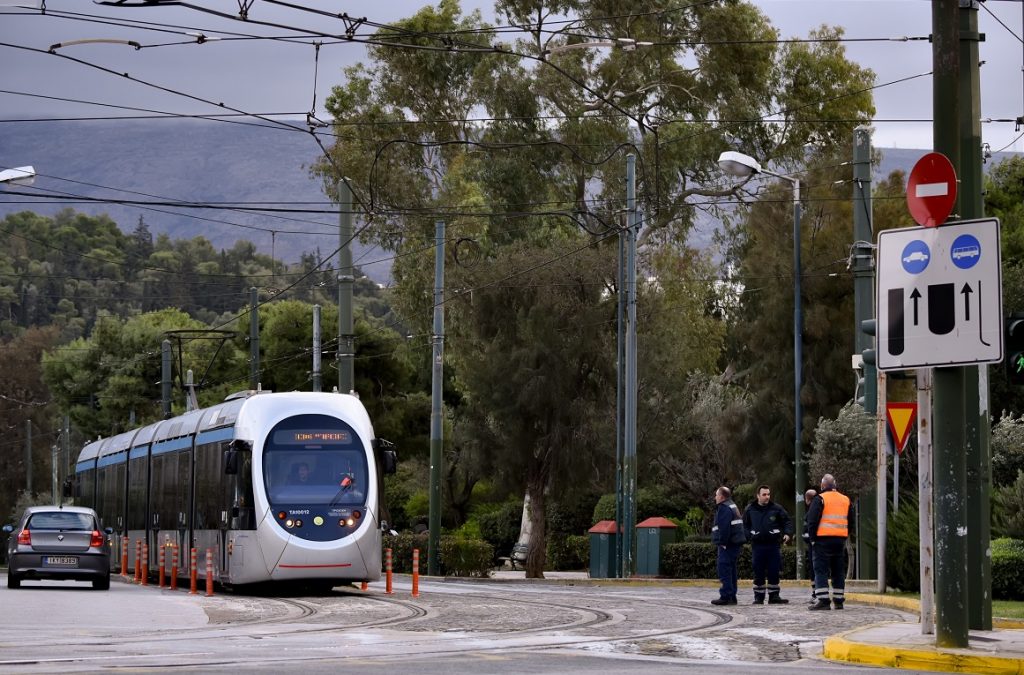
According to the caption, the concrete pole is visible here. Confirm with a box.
[337,180,355,395]
[932,0,969,648]
[792,185,805,580]
[428,220,445,577]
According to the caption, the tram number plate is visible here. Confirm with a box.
[43,556,78,567]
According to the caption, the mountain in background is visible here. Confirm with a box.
[2,119,1019,281]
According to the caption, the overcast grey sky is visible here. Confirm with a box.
[1,1,1022,152]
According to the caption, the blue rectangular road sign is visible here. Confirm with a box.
[876,218,1002,370]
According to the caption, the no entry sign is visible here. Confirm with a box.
[906,152,957,227]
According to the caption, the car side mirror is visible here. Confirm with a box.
[2,524,12,534]
[104,527,114,535]
[223,449,239,475]
[373,438,398,475]
[62,478,74,499]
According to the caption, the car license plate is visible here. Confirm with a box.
[43,556,78,567]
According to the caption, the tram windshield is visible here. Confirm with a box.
[263,415,368,507]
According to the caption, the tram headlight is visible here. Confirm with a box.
[353,510,362,520]
[345,518,355,527]
[285,519,295,528]
[277,511,287,520]
[295,519,303,528]
[313,516,324,526]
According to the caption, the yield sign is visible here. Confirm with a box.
[906,152,957,227]
[886,402,918,455]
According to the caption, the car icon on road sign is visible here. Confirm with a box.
[900,240,931,275]
[903,251,929,264]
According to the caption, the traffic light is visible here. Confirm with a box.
[1006,314,1024,386]
[857,319,877,413]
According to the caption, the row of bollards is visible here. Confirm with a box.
[121,540,422,599]
[122,536,214,596]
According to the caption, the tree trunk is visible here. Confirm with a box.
[524,465,548,579]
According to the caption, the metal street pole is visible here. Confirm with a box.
[428,220,445,576]
[337,180,355,394]
[250,287,260,389]
[791,178,806,578]
[918,368,935,634]
[615,228,625,578]
[622,154,639,577]
[312,305,322,392]
[959,0,992,631]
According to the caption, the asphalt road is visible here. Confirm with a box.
[0,575,927,673]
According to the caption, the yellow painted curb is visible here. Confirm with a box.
[824,627,1024,674]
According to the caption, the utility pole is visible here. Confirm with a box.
[313,305,322,392]
[25,420,32,495]
[161,339,172,419]
[622,154,639,577]
[852,126,878,580]
[337,180,355,395]
[250,287,260,390]
[428,220,445,576]
[959,0,992,632]
[615,228,625,578]
[932,0,969,648]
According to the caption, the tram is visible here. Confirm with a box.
[73,390,397,588]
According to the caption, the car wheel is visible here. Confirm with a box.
[7,572,20,589]
[93,574,110,591]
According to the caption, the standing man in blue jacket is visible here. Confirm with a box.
[743,484,794,604]
[710,486,747,606]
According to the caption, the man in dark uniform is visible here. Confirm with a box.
[710,486,747,606]
[743,484,793,604]
[803,488,818,604]
[806,474,855,610]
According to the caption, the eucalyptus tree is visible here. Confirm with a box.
[314,0,878,572]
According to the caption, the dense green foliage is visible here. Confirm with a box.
[661,543,797,580]
[992,538,1024,601]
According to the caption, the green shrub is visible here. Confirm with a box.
[382,533,494,577]
[992,538,1024,600]
[547,534,589,570]
[660,543,796,579]
[885,496,920,592]
[439,537,494,578]
[477,499,520,559]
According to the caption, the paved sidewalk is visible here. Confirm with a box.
[824,593,1024,673]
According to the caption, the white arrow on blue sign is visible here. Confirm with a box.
[876,218,1003,370]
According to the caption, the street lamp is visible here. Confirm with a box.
[717,150,806,580]
[0,166,35,186]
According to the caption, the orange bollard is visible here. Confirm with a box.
[385,548,393,595]
[121,536,129,578]
[361,581,368,591]
[411,548,419,598]
[134,539,141,583]
[189,547,198,595]
[170,544,179,591]
[205,548,214,597]
[141,542,149,585]
[158,544,166,588]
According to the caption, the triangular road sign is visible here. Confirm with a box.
[886,402,918,455]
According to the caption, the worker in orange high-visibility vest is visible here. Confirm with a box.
[805,473,854,611]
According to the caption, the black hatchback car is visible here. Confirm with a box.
[4,506,112,590]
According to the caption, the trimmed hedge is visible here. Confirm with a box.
[547,534,589,570]
[661,542,797,579]
[383,532,494,577]
[992,538,1024,600]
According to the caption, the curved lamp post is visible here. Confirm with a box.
[718,150,806,580]
[0,166,35,186]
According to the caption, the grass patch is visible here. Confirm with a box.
[858,592,1024,620]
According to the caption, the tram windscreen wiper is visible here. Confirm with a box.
[329,474,356,507]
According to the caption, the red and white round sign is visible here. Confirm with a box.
[906,152,957,227]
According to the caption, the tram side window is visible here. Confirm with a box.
[127,454,148,530]
[194,442,228,530]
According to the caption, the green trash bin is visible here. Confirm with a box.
[636,517,677,577]
[588,520,618,578]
